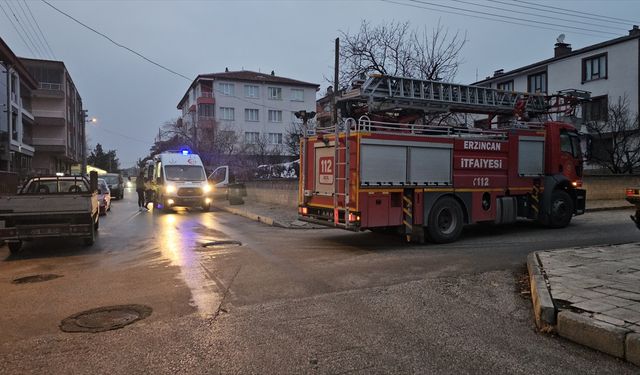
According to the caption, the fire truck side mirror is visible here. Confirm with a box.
[584,134,593,161]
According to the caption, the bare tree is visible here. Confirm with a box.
[337,20,467,89]
[585,95,640,174]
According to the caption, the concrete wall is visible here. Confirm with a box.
[244,179,298,208]
[583,175,640,200]
[242,175,640,207]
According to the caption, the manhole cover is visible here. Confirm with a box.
[201,240,242,248]
[60,304,152,333]
[12,274,62,284]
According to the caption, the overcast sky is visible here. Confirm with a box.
[1,0,639,167]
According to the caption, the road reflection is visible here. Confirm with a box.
[157,209,221,317]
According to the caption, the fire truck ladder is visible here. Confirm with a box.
[346,75,548,116]
[333,119,353,228]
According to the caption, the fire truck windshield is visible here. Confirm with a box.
[560,130,582,159]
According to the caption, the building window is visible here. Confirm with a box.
[244,85,259,98]
[245,108,259,122]
[290,88,304,101]
[198,103,214,118]
[527,71,547,93]
[583,95,608,122]
[582,53,607,82]
[245,131,260,144]
[268,110,282,122]
[219,107,235,121]
[497,80,514,91]
[268,132,283,144]
[268,87,282,100]
[219,83,234,96]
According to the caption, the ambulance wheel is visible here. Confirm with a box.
[546,190,574,228]
[427,197,464,244]
[8,241,22,255]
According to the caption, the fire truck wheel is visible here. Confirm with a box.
[547,190,574,228]
[427,197,464,243]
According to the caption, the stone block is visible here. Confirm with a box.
[557,311,629,358]
[626,333,640,367]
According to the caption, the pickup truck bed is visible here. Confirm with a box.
[0,177,100,254]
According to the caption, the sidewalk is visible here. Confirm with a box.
[586,199,635,212]
[212,199,326,229]
[528,243,640,366]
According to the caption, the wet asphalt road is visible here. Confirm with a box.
[1,188,639,374]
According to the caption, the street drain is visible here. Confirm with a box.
[201,240,242,248]
[60,304,152,333]
[12,274,62,284]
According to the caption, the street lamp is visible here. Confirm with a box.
[81,110,97,177]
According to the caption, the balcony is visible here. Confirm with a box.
[33,82,64,99]
[197,92,215,105]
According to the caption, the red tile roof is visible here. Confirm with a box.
[199,70,319,88]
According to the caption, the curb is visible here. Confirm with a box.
[585,205,635,212]
[528,250,640,367]
[214,204,289,228]
[526,252,557,330]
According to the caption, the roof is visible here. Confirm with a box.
[473,32,640,85]
[0,37,38,89]
[177,70,320,109]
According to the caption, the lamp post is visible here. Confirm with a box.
[81,110,97,177]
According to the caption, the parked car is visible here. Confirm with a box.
[0,174,100,254]
[97,178,111,215]
[102,173,124,200]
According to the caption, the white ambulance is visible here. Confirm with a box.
[146,150,212,211]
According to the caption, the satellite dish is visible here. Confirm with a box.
[557,34,566,43]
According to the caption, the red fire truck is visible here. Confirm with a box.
[298,75,587,243]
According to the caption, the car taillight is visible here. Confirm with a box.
[299,207,308,215]
[348,213,360,222]
[627,189,637,196]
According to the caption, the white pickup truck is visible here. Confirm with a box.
[0,175,100,254]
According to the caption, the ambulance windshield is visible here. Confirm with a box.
[164,165,205,181]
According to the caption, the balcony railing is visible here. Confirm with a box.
[39,82,63,91]
[200,91,213,98]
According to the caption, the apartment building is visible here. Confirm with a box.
[0,37,38,178]
[20,58,85,174]
[177,70,319,157]
[474,26,640,127]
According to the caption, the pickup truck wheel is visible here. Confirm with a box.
[83,222,95,246]
[545,190,574,229]
[8,241,22,255]
[427,197,464,244]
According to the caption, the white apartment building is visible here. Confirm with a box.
[474,26,640,127]
[177,70,319,158]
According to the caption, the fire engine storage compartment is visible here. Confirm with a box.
[359,138,452,228]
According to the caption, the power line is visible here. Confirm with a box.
[5,0,45,58]
[492,0,635,27]
[41,0,192,81]
[453,0,625,32]
[40,0,308,114]
[15,0,51,59]
[381,0,605,38]
[517,0,640,26]
[16,0,54,58]
[0,1,37,56]
[89,125,150,145]
[408,0,621,36]
[23,0,56,59]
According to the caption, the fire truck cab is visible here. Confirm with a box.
[298,75,587,243]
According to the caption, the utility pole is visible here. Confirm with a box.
[81,109,88,177]
[4,63,12,172]
[333,38,339,126]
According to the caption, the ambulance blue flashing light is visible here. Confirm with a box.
[181,149,189,155]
